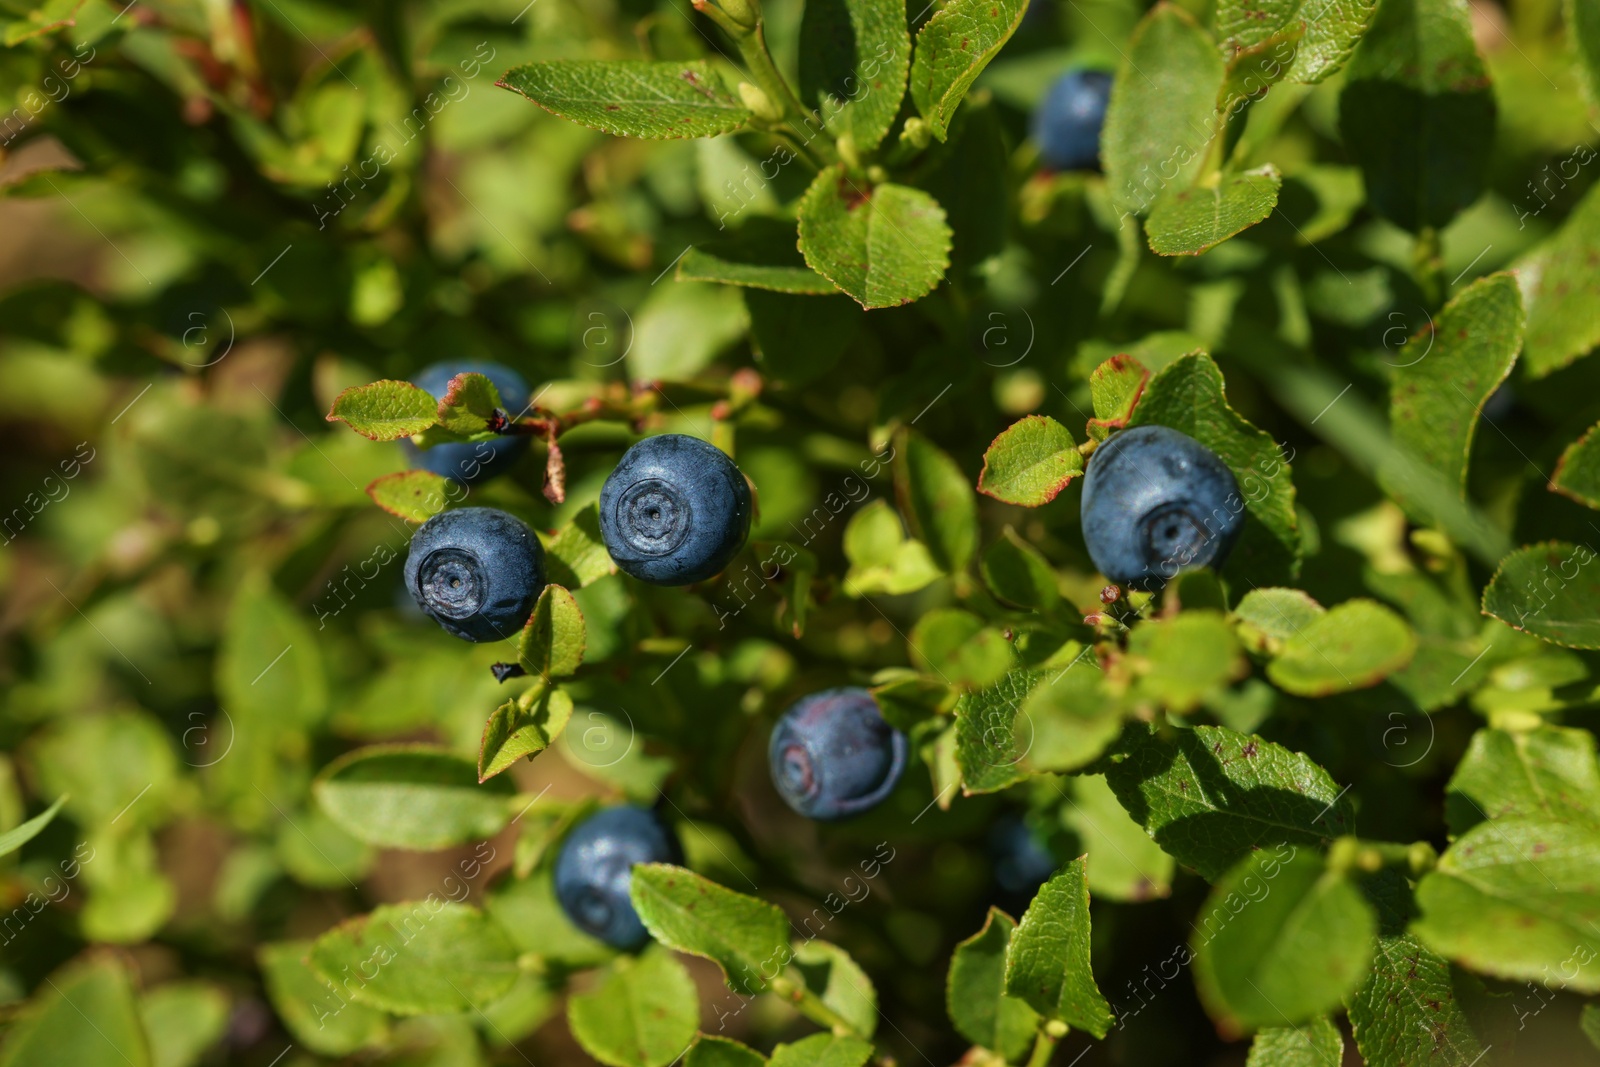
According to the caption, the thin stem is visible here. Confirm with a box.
[1025,1028,1059,1067]
[735,27,838,165]
[772,973,869,1040]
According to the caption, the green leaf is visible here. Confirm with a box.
[1192,848,1376,1036]
[430,371,504,438]
[1064,774,1177,902]
[1231,588,1325,655]
[956,668,1047,794]
[1004,856,1113,1036]
[479,683,576,782]
[747,291,861,387]
[568,948,699,1067]
[977,416,1085,506]
[366,470,452,523]
[1018,657,1123,775]
[1127,611,1247,713]
[1146,166,1282,256]
[309,901,521,1014]
[1445,725,1600,834]
[486,867,614,969]
[908,0,1027,140]
[1482,542,1600,649]
[0,794,64,857]
[946,908,1040,1060]
[797,166,952,309]
[1386,272,1523,501]
[1265,599,1418,697]
[1102,4,1226,216]
[1099,722,1354,882]
[1347,869,1491,1067]
[800,0,911,151]
[259,940,390,1056]
[1583,1003,1600,1052]
[220,570,328,731]
[1553,418,1600,509]
[1412,818,1600,993]
[1244,1018,1345,1067]
[843,500,943,596]
[519,585,587,679]
[793,940,878,1039]
[629,864,790,995]
[910,608,1015,690]
[768,1034,873,1067]
[686,1035,768,1067]
[1087,354,1150,441]
[544,503,619,588]
[315,744,517,850]
[326,379,439,441]
[629,281,751,380]
[895,428,978,574]
[677,246,838,295]
[1217,0,1374,84]
[1337,0,1495,232]
[31,710,177,830]
[1127,352,1300,585]
[140,982,230,1067]
[0,956,152,1067]
[1216,24,1304,106]
[1517,182,1600,378]
[497,61,751,139]
[981,526,1060,611]
[1571,0,1600,119]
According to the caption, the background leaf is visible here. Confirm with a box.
[1102,4,1225,216]
[567,948,698,1067]
[1192,848,1376,1036]
[1337,0,1496,231]
[907,0,1028,140]
[797,166,952,309]
[309,901,521,1014]
[977,416,1084,505]
[1264,599,1417,696]
[946,908,1039,1060]
[630,865,790,995]
[1145,166,1282,256]
[1100,723,1354,881]
[498,61,752,139]
[1003,856,1114,1036]
[315,745,516,849]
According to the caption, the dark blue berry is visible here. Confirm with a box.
[1079,425,1243,591]
[401,361,531,484]
[598,434,751,586]
[1032,70,1113,172]
[553,806,681,950]
[404,507,545,642]
[769,688,907,821]
[988,815,1059,896]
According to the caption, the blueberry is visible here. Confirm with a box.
[769,688,907,821]
[1032,70,1113,172]
[1079,425,1243,590]
[598,434,752,586]
[988,815,1059,896]
[553,806,682,949]
[401,361,531,484]
[404,507,545,642]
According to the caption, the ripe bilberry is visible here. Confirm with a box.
[404,507,545,641]
[1032,70,1113,172]
[769,687,907,821]
[599,434,751,586]
[1079,424,1243,590]
[553,806,681,949]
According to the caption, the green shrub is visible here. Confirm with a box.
[2,0,1600,1062]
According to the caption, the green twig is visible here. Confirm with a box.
[1025,1027,1060,1067]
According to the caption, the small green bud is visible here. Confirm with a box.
[737,81,784,122]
